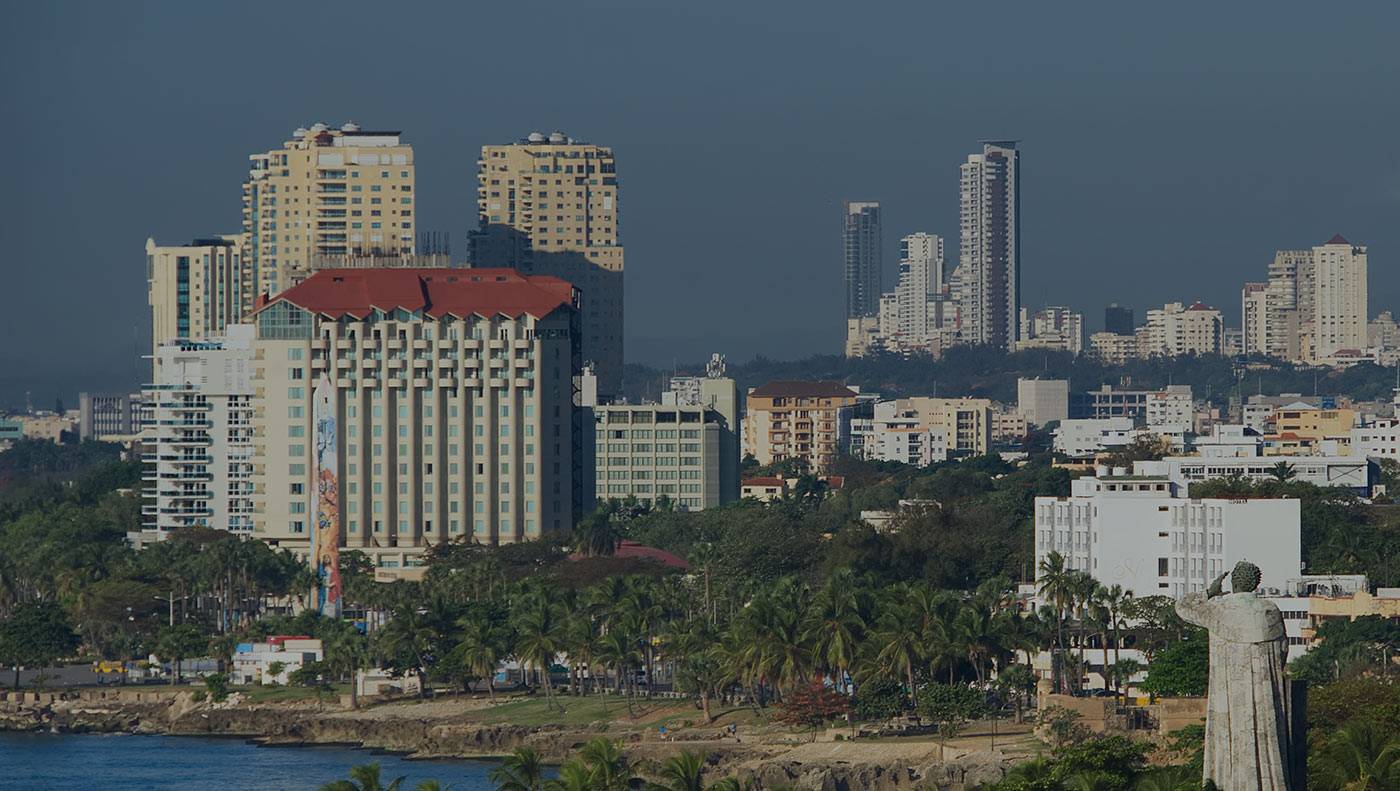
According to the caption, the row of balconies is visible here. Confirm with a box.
[329,376,532,390]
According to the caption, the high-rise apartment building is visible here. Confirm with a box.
[1104,304,1135,336]
[843,202,883,320]
[469,132,623,398]
[955,141,1020,349]
[1241,282,1269,356]
[1312,235,1367,359]
[147,236,248,368]
[895,233,944,342]
[742,381,859,473]
[243,123,416,297]
[1263,248,1312,361]
[142,327,257,536]
[250,268,580,574]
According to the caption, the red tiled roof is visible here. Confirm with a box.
[742,477,786,487]
[749,380,856,398]
[256,268,576,320]
[1186,301,1214,311]
[1325,233,1350,245]
[823,475,846,490]
[569,541,688,570]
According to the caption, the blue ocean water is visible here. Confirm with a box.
[0,731,499,790]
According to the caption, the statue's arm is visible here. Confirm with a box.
[1207,571,1228,598]
[1176,592,1212,628]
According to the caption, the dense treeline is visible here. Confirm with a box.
[622,347,1400,408]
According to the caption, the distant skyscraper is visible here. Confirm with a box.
[1312,234,1368,359]
[1104,304,1134,336]
[843,201,883,319]
[895,233,944,341]
[470,132,623,397]
[242,123,416,296]
[955,141,1020,349]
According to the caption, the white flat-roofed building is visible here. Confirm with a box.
[1190,424,1264,457]
[1135,455,1374,493]
[850,400,950,467]
[1034,474,1301,600]
[1053,417,1135,458]
[141,326,257,537]
[1017,378,1069,427]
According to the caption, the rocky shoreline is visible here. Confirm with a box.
[1,689,1018,789]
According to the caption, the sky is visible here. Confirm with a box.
[1,1,1397,407]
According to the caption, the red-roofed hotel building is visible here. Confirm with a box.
[250,268,581,574]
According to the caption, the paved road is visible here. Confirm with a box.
[3,664,170,689]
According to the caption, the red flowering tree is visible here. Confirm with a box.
[774,681,852,740]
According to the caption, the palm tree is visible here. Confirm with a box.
[663,618,720,723]
[1133,765,1200,791]
[1037,552,1074,692]
[318,763,406,791]
[545,762,595,791]
[577,737,634,791]
[454,612,503,703]
[513,593,565,711]
[1310,720,1400,790]
[1110,658,1143,703]
[867,596,922,704]
[1068,571,1099,693]
[1269,461,1297,483]
[323,624,369,709]
[802,569,867,691]
[490,746,547,791]
[1096,584,1133,694]
[650,750,707,791]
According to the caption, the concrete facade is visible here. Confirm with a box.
[471,132,623,398]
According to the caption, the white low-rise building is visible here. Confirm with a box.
[1034,474,1301,600]
[1136,455,1374,494]
[1190,424,1265,457]
[232,637,324,685]
[1354,417,1400,460]
[1053,417,1135,458]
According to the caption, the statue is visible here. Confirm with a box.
[1177,561,1295,790]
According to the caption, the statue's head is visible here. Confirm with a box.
[1231,561,1262,593]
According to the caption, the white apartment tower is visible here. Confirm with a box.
[142,327,257,536]
[956,141,1020,349]
[895,233,945,342]
[251,268,581,574]
[1312,234,1368,359]
[1241,282,1269,356]
[243,123,416,297]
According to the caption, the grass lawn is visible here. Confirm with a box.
[240,683,349,704]
[471,694,705,728]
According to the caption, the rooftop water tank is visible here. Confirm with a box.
[548,131,566,144]
[341,122,360,132]
[527,132,545,143]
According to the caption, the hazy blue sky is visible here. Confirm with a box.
[2,1,1397,405]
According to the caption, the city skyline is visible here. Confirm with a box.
[3,2,1399,405]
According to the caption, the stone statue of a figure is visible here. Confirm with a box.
[1177,561,1295,790]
